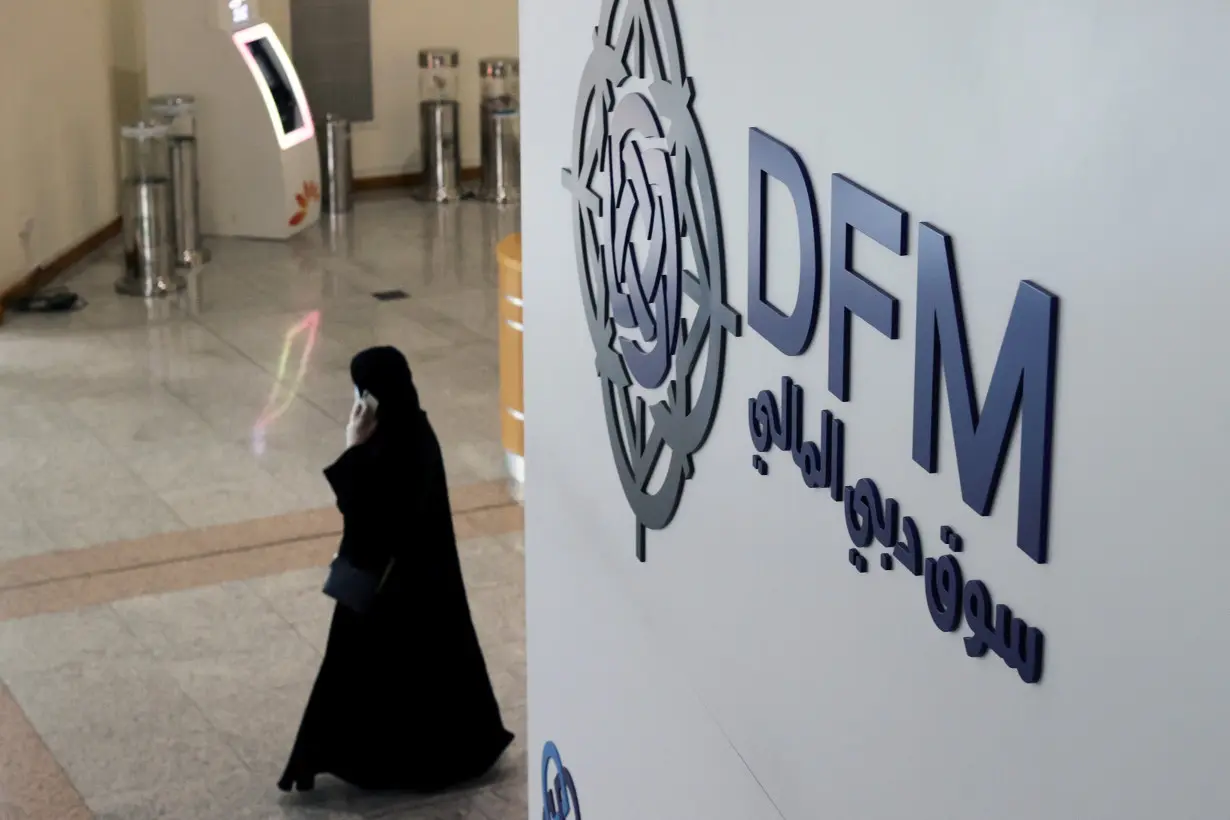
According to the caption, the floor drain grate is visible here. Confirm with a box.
[372,289,409,301]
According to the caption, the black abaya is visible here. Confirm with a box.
[278,347,514,793]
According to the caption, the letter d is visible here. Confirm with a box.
[747,128,822,356]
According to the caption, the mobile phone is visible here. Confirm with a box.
[356,389,379,413]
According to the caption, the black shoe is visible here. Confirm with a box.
[277,773,316,792]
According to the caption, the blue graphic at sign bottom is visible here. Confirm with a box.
[748,381,1046,684]
[542,742,582,820]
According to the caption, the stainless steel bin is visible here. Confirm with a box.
[115,121,185,297]
[416,48,462,203]
[148,94,208,268]
[478,57,520,204]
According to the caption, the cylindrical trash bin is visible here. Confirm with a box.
[320,114,353,214]
[479,58,520,204]
[416,49,462,203]
[115,121,185,297]
[148,95,208,268]
[496,233,524,502]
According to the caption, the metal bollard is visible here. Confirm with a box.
[148,94,209,268]
[479,58,520,204]
[115,121,185,297]
[416,49,462,203]
[320,114,353,214]
[496,233,524,503]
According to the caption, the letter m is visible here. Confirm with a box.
[912,224,1059,564]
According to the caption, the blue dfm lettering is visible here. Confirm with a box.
[745,128,1060,564]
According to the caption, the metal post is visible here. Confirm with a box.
[115,121,185,297]
[148,95,208,268]
[416,48,462,203]
[482,111,520,204]
[479,57,520,204]
[320,114,353,214]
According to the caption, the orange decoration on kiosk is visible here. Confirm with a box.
[288,180,321,226]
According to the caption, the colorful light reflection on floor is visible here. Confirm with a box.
[252,309,320,455]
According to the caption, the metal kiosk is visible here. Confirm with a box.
[143,0,321,240]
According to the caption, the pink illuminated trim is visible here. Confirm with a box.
[232,22,315,150]
[253,309,321,438]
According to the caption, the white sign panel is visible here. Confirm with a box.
[522,0,1230,818]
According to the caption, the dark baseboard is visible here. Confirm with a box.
[0,168,484,326]
[353,165,482,192]
[0,217,122,325]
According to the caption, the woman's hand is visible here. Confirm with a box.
[345,399,377,448]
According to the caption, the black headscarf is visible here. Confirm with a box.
[327,346,428,519]
[350,346,424,438]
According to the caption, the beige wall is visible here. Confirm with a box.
[109,0,146,196]
[260,0,294,53]
[124,0,516,176]
[0,0,516,293]
[356,0,520,177]
[111,0,293,135]
[0,0,118,294]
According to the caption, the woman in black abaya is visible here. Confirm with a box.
[278,346,514,793]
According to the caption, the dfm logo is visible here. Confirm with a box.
[748,128,1059,564]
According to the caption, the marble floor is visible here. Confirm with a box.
[0,197,526,819]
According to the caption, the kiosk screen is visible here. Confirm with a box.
[243,36,304,136]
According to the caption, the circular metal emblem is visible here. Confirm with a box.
[563,0,741,561]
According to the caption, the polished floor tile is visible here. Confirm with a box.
[0,196,525,818]
[0,488,521,624]
[0,530,527,819]
[0,198,518,560]
[0,682,93,820]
